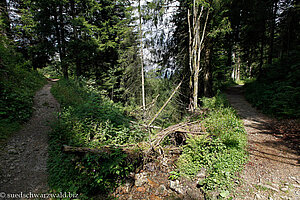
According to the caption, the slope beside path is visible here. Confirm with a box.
[0,80,60,196]
[225,85,300,200]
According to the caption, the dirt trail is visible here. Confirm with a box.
[0,81,59,197]
[225,85,300,200]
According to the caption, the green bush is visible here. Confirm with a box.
[244,50,300,119]
[0,35,46,140]
[177,93,248,197]
[49,79,146,198]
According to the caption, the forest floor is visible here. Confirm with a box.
[0,80,60,197]
[225,85,300,200]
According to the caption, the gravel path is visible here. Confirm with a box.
[0,81,59,197]
[225,85,300,200]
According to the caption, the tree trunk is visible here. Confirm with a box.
[258,37,264,77]
[203,39,213,97]
[189,1,210,109]
[59,3,68,79]
[268,1,278,64]
[138,0,146,117]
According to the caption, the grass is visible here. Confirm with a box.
[49,79,146,199]
[0,67,46,142]
[176,93,248,199]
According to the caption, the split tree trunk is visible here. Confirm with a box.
[188,0,210,109]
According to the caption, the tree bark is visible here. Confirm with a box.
[59,3,68,79]
[268,1,278,64]
[148,79,183,127]
[203,39,213,97]
[138,0,146,118]
[190,2,210,109]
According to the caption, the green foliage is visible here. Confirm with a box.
[177,93,247,197]
[49,79,146,198]
[0,31,46,140]
[244,51,300,118]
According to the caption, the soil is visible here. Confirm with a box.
[0,80,60,197]
[225,85,300,200]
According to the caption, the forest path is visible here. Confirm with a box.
[225,85,300,200]
[0,80,60,197]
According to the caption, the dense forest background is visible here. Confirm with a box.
[1,0,299,120]
[0,0,299,199]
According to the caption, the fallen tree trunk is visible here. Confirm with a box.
[147,80,183,127]
[151,120,207,148]
[62,144,140,155]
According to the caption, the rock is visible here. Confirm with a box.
[169,180,185,194]
[123,179,134,193]
[135,172,148,187]
[280,196,289,200]
[128,195,133,200]
[8,148,18,154]
[161,157,168,167]
[196,168,206,185]
[292,184,300,189]
[186,188,203,200]
[156,184,167,194]
[257,183,279,192]
[145,162,156,172]
[150,194,162,200]
[281,187,288,192]
[254,193,263,199]
[205,190,219,200]
[148,178,159,188]
[136,186,146,193]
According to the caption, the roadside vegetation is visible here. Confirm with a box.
[178,94,247,198]
[49,79,147,199]
[244,51,300,119]
[0,33,46,142]
[49,79,247,199]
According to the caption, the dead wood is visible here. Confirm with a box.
[147,80,183,127]
[62,144,141,155]
[151,120,206,148]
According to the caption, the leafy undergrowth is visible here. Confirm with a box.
[49,79,146,199]
[0,66,46,142]
[49,79,248,199]
[244,51,300,119]
[177,93,248,199]
[1,32,47,142]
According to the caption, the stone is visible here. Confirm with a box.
[280,196,289,200]
[150,194,162,200]
[169,180,185,194]
[186,188,203,200]
[136,186,146,193]
[281,187,288,192]
[254,193,263,200]
[148,178,159,188]
[8,148,18,154]
[156,184,167,194]
[257,183,279,192]
[145,162,156,172]
[135,172,148,187]
[128,195,133,200]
